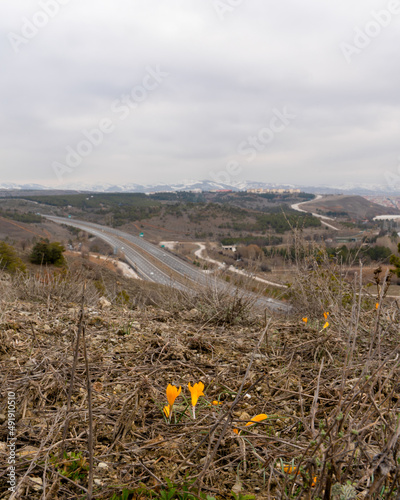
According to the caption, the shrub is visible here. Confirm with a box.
[156,277,259,326]
[390,242,400,277]
[29,240,66,266]
[0,242,26,273]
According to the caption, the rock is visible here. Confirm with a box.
[372,453,394,476]
[97,462,108,469]
[19,446,40,458]
[29,477,43,491]
[232,479,242,495]
[238,411,251,421]
[25,359,37,369]
[99,297,111,309]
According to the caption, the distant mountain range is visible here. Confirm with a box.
[0,180,397,195]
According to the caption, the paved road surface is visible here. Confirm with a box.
[291,195,339,231]
[45,216,288,312]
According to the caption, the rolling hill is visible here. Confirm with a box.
[298,195,400,220]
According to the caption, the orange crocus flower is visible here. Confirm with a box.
[245,414,268,426]
[188,382,205,419]
[188,382,204,406]
[282,465,299,474]
[166,384,181,407]
[234,414,268,435]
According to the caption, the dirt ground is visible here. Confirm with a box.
[1,266,400,498]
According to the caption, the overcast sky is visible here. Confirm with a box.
[1,0,400,189]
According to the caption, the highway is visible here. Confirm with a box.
[45,215,288,312]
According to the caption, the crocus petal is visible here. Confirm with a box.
[211,400,223,405]
[283,465,298,474]
[245,413,268,426]
[376,303,379,309]
[188,382,205,407]
[166,384,181,407]
[302,317,308,323]
[323,321,329,329]
[163,405,170,418]
[323,312,329,320]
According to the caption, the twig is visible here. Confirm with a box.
[310,357,324,438]
[60,283,86,458]
[82,325,94,500]
[137,458,165,486]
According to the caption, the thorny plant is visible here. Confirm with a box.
[154,274,262,326]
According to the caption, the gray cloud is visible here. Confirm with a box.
[1,0,399,188]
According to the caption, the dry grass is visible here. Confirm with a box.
[1,244,400,499]
[153,275,262,327]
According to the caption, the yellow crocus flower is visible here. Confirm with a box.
[166,384,181,407]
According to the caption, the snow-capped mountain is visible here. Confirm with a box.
[0,180,397,195]
[0,182,48,190]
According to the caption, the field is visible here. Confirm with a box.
[1,240,400,499]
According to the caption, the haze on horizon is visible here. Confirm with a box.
[1,1,400,191]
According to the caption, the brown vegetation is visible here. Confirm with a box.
[1,238,400,499]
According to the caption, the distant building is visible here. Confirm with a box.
[246,188,301,194]
[222,245,237,252]
[334,232,364,243]
[334,237,358,243]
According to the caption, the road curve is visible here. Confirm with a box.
[291,195,339,231]
[45,215,289,312]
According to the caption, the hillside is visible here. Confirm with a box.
[298,195,400,220]
[12,192,321,243]
[1,245,400,499]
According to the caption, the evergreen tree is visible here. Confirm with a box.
[30,240,66,266]
[0,242,26,272]
[390,243,400,277]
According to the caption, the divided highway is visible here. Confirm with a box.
[46,216,185,289]
[45,216,288,312]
